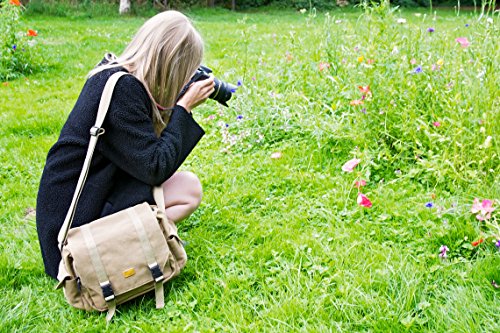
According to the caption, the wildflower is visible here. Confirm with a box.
[27,29,38,37]
[285,52,293,62]
[413,66,423,74]
[437,59,444,66]
[206,114,215,120]
[486,17,493,24]
[471,198,495,221]
[367,59,375,65]
[433,122,441,127]
[354,180,367,188]
[236,115,243,120]
[358,85,371,96]
[483,136,492,148]
[350,99,364,106]
[425,202,434,208]
[427,27,435,33]
[465,24,470,27]
[397,18,407,24]
[9,0,21,5]
[357,193,372,208]
[495,239,500,249]
[360,108,367,114]
[299,8,307,14]
[237,80,242,87]
[439,245,449,258]
[357,56,364,63]
[12,45,17,51]
[410,58,417,65]
[230,87,237,93]
[455,37,470,48]
[318,62,330,72]
[395,169,402,175]
[335,20,342,24]
[342,158,361,172]
[271,152,282,159]
[471,238,484,247]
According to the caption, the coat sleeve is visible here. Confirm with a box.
[96,75,205,186]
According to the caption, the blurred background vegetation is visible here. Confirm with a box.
[19,0,500,16]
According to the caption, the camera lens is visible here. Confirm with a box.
[210,78,237,107]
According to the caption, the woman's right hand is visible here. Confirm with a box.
[176,76,215,113]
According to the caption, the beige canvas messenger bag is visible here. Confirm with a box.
[55,72,187,321]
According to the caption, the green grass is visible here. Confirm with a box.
[1,5,499,332]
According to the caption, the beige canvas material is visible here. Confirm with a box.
[55,72,187,321]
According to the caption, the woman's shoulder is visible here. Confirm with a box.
[86,67,150,102]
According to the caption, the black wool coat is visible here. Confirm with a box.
[36,67,205,279]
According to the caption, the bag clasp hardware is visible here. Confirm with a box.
[149,263,164,283]
[90,126,105,137]
[100,281,115,302]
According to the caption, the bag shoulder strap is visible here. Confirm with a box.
[57,71,129,249]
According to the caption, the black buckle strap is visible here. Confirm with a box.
[100,281,115,302]
[149,263,164,283]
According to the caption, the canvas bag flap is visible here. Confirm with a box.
[66,202,173,309]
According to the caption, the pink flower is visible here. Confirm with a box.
[342,158,361,172]
[350,99,364,106]
[354,179,367,188]
[455,37,470,48]
[433,121,441,127]
[410,58,417,65]
[318,62,330,71]
[471,198,495,221]
[357,193,372,208]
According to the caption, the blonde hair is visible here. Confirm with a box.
[89,11,204,135]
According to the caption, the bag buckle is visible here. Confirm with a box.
[100,281,115,302]
[149,263,164,283]
[90,126,105,137]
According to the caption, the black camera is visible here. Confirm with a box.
[178,66,236,107]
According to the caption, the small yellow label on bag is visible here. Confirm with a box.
[123,268,136,278]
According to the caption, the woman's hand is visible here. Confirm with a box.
[176,76,215,113]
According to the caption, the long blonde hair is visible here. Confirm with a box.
[89,11,204,135]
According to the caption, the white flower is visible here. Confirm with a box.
[486,17,493,24]
[299,8,307,14]
[414,13,422,17]
[397,18,407,24]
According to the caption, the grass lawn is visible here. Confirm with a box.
[0,4,499,332]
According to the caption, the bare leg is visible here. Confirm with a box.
[162,171,202,223]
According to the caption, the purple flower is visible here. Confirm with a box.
[439,245,449,258]
[427,27,435,33]
[496,239,500,249]
[465,23,470,27]
[425,202,434,208]
[236,115,243,120]
[414,66,423,74]
[237,80,242,87]
[230,87,237,93]
[361,108,367,114]
[12,44,16,50]
[225,123,229,128]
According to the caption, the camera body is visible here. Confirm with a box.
[178,66,236,107]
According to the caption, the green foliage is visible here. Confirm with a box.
[0,0,44,80]
[0,7,499,332]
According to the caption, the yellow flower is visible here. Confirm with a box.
[357,56,364,63]
[437,59,444,66]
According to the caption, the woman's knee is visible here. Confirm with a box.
[179,171,203,208]
[163,171,203,208]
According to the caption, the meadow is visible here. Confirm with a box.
[0,3,499,332]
